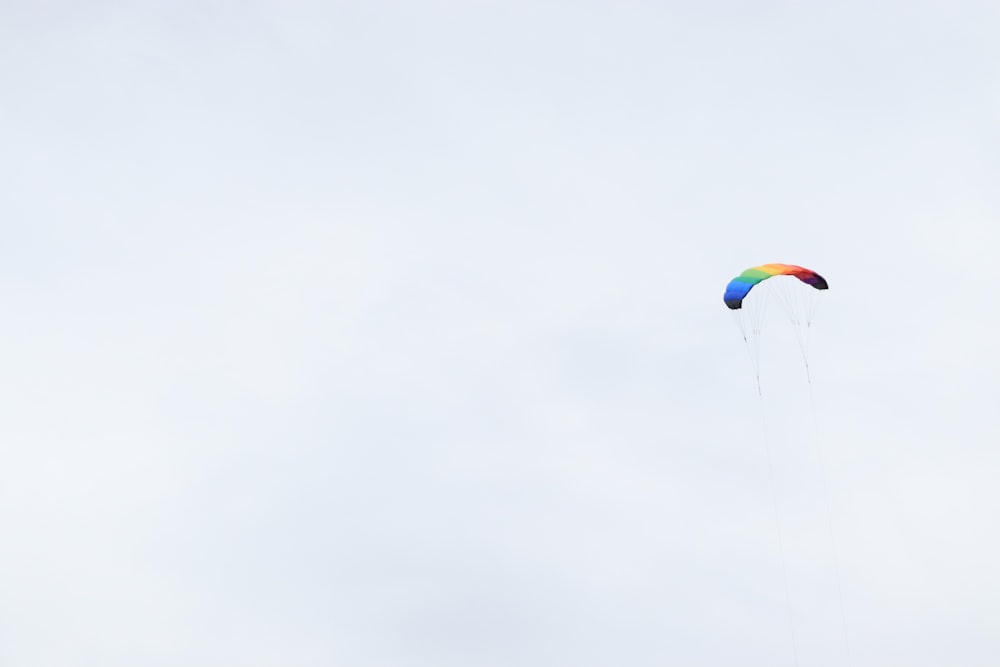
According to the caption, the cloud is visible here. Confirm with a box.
[1,1,998,666]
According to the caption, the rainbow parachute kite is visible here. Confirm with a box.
[723,263,828,310]
[724,265,847,662]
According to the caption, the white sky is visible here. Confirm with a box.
[2,1,999,666]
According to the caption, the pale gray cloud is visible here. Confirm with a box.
[1,1,998,666]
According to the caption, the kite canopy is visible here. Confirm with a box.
[724,263,828,310]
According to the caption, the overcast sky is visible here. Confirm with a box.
[2,1,999,666]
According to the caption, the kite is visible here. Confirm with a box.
[724,263,828,310]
